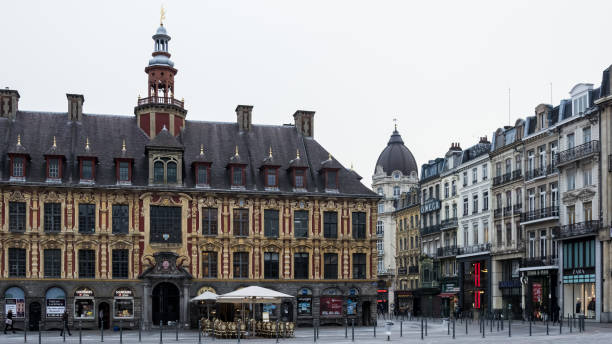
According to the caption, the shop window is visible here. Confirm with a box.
[9,202,26,232]
[112,205,129,234]
[79,158,95,181]
[353,253,366,279]
[233,208,249,237]
[324,253,338,279]
[202,207,218,236]
[352,212,366,239]
[113,288,134,319]
[78,204,96,234]
[294,210,309,238]
[112,249,129,279]
[150,206,182,243]
[202,251,218,278]
[264,209,279,238]
[44,249,61,278]
[74,288,95,319]
[297,288,312,316]
[4,287,25,319]
[44,203,61,232]
[78,249,96,278]
[264,252,279,279]
[8,248,26,277]
[323,211,338,238]
[294,253,309,279]
[45,287,66,318]
[233,252,249,279]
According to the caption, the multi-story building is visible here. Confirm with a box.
[490,121,525,319]
[372,127,418,314]
[556,83,602,321]
[0,22,380,331]
[393,187,420,315]
[455,137,492,318]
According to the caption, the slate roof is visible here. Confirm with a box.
[374,129,418,177]
[0,111,376,198]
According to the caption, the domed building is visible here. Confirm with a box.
[372,126,418,314]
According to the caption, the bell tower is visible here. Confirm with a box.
[135,14,187,138]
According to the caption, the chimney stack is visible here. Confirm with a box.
[293,110,315,138]
[67,94,84,121]
[236,105,253,132]
[0,88,20,120]
[479,136,489,144]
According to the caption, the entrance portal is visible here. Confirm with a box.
[29,302,41,331]
[98,302,110,329]
[152,282,180,325]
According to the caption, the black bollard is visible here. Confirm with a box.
[176,320,179,341]
[160,320,163,344]
[421,318,423,340]
[582,316,585,332]
[402,320,404,337]
[120,320,123,344]
[425,318,428,336]
[276,319,279,344]
[546,318,549,335]
[79,321,82,344]
[63,321,66,343]
[529,318,531,336]
[452,318,455,339]
[198,321,202,344]
[482,318,485,338]
[501,316,504,331]
[569,314,572,333]
[38,326,41,344]
[139,320,142,343]
[447,319,449,335]
[345,318,348,338]
[374,320,376,338]
[351,319,355,342]
[313,323,316,343]
[465,317,468,335]
[100,320,104,343]
[497,316,499,332]
[560,315,562,334]
[508,317,511,337]
[24,320,27,343]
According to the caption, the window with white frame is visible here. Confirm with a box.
[472,195,478,214]
[482,164,488,180]
[472,223,478,245]
[567,133,575,149]
[482,191,488,211]
[583,127,591,143]
[583,165,592,187]
[528,189,535,211]
[551,182,558,207]
[567,169,576,191]
[538,186,546,210]
[538,145,546,170]
[528,232,535,258]
[463,171,468,186]
[573,95,588,115]
[472,168,478,184]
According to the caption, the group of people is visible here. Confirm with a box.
[4,310,90,336]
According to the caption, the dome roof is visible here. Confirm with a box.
[374,129,418,177]
[155,25,168,36]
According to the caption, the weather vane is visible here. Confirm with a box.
[160,4,166,26]
[393,118,398,131]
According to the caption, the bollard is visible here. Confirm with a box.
[374,320,376,337]
[100,320,104,343]
[582,316,585,332]
[139,320,142,343]
[560,315,562,334]
[313,323,316,343]
[421,318,423,340]
[465,317,468,335]
[402,320,404,337]
[38,326,41,344]
[569,314,572,333]
[24,320,27,343]
[529,318,531,336]
[198,321,202,344]
[447,319,449,335]
[237,319,241,344]
[276,319,279,344]
[452,318,455,339]
[482,318,485,338]
[497,316,499,332]
[345,318,348,338]
[79,321,82,344]
[546,318,549,335]
[351,319,354,342]
[425,318,428,336]
[508,317,511,337]
[63,321,66,343]
[120,320,123,344]
[176,320,179,342]
[160,320,163,344]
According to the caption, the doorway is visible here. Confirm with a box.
[281,302,293,322]
[29,302,41,331]
[152,282,180,325]
[98,302,110,329]
[362,301,371,326]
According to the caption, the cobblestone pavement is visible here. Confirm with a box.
[2,319,612,344]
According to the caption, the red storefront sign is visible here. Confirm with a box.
[532,283,542,303]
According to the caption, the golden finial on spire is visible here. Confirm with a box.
[269,146,273,158]
[328,153,332,160]
[17,134,21,146]
[296,149,300,159]
[200,144,204,155]
[393,118,398,131]
[85,137,90,151]
[351,162,354,170]
[235,145,239,156]
[122,139,126,153]
[52,136,57,148]
[160,4,166,26]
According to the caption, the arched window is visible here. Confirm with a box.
[45,287,66,318]
[4,287,25,318]
[167,162,177,183]
[154,161,164,183]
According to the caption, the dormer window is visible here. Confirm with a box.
[231,166,245,186]
[265,167,279,188]
[325,170,338,190]
[294,169,306,189]
[11,156,25,178]
[573,94,588,115]
[79,158,95,182]
[196,164,210,186]
[151,157,180,185]
[48,158,60,179]
[167,162,177,183]
[115,159,132,184]
[154,162,164,182]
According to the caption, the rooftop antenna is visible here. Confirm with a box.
[550,82,553,105]
[508,88,511,126]
[393,118,398,131]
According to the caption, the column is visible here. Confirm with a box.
[143,282,151,329]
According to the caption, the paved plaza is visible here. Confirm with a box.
[2,319,612,344]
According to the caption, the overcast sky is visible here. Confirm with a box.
[4,1,612,188]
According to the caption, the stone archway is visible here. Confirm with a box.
[152,282,180,325]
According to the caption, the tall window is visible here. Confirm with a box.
[8,248,26,277]
[202,208,218,236]
[232,166,244,186]
[496,225,502,247]
[326,170,338,189]
[324,211,338,238]
[78,249,95,278]
[112,249,129,279]
[506,191,512,207]
[78,204,95,234]
[567,205,576,225]
[483,192,489,210]
[264,252,279,279]
[451,181,456,195]
[567,169,576,191]
[44,203,61,232]
[472,195,478,214]
[196,165,209,185]
[294,253,309,279]
[529,232,535,258]
[472,168,478,184]
[539,230,547,258]
[112,205,129,234]
[463,227,469,248]
[495,162,502,177]
[233,209,249,237]
[294,210,309,238]
[44,249,61,278]
[463,171,468,186]
[482,164,488,180]
[567,133,575,149]
[352,212,367,239]
[584,202,592,222]
[472,223,479,245]
[48,158,60,179]
[233,252,249,278]
[583,165,592,186]
[452,203,457,218]
[265,168,278,187]
[264,209,279,238]
[515,155,522,172]
[324,253,338,279]
[583,127,591,143]
[353,253,366,279]
[294,169,305,188]
[528,151,535,172]
[505,223,512,245]
[80,159,94,180]
[150,206,182,243]
[12,156,25,177]
[9,202,26,232]
[463,197,469,216]
[538,186,546,210]
[444,183,449,198]
[202,251,218,278]
[118,161,130,182]
[167,162,177,183]
[538,145,546,170]
[154,161,164,183]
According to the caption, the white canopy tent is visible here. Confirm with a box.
[217,286,293,304]
[190,291,219,302]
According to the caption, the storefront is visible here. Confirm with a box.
[4,287,25,319]
[45,287,66,319]
[320,287,343,325]
[394,291,413,315]
[346,288,359,317]
[562,237,597,319]
[74,288,95,320]
[522,269,558,321]
[458,258,489,317]
[498,259,522,319]
[113,288,134,320]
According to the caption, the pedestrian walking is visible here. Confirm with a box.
[4,309,16,334]
[59,311,72,336]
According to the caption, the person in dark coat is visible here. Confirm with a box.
[4,310,15,334]
[59,311,71,336]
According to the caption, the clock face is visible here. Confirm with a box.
[162,261,170,270]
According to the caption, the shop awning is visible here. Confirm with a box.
[217,286,294,304]
[439,292,457,298]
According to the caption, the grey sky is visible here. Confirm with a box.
[4,1,612,186]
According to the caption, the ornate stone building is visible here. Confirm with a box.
[0,22,379,331]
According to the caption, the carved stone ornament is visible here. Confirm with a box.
[561,191,578,205]
[139,251,193,280]
[9,191,25,202]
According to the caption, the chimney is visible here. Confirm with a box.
[293,110,315,138]
[0,88,20,120]
[67,94,84,121]
[236,105,253,132]
[479,136,489,144]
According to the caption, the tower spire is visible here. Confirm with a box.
[160,5,166,26]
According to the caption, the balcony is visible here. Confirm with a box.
[420,224,441,236]
[558,220,600,239]
[397,267,407,275]
[493,169,522,187]
[513,204,522,215]
[440,217,458,230]
[137,96,185,109]
[408,266,419,274]
[521,256,558,268]
[494,208,503,219]
[491,240,525,255]
[503,206,513,217]
[556,140,600,167]
[458,243,491,256]
[520,206,559,224]
[437,246,458,258]
[525,165,558,182]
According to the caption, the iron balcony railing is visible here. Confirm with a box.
[458,243,491,255]
[556,140,600,166]
[376,231,384,238]
[520,206,559,223]
[492,169,522,187]
[525,164,558,181]
[137,96,185,108]
[491,240,525,254]
[440,217,458,230]
[503,206,513,217]
[420,224,441,236]
[513,203,522,215]
[494,208,503,219]
[521,256,558,268]
[408,266,419,274]
[437,246,458,258]
[558,220,600,238]
[397,267,407,275]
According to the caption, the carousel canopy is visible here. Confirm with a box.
[190,291,219,302]
[217,286,293,304]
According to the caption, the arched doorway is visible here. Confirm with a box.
[29,302,41,331]
[98,302,110,329]
[152,282,180,325]
[362,301,371,326]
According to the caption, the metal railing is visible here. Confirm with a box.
[521,256,558,268]
[492,169,522,187]
[494,208,503,219]
[440,217,458,230]
[525,165,558,181]
[556,140,600,166]
[513,203,522,215]
[408,265,419,274]
[503,206,512,217]
[437,246,458,258]
[458,243,490,255]
[559,220,600,238]
[420,224,441,236]
[137,96,185,108]
[520,206,559,223]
